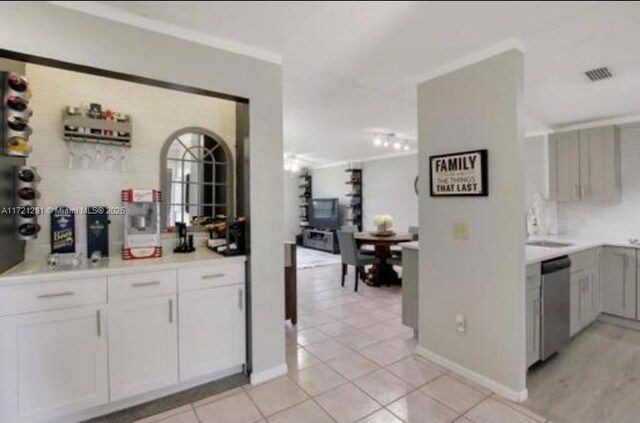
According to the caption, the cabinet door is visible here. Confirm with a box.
[549,131,580,201]
[0,306,108,423]
[579,126,621,202]
[108,296,178,401]
[179,284,246,381]
[526,288,541,367]
[570,275,582,337]
[601,247,636,319]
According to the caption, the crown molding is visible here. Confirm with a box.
[414,37,524,84]
[48,1,282,65]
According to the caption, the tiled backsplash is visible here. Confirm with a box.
[557,126,640,240]
[24,64,236,259]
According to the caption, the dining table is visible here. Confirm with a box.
[354,231,413,287]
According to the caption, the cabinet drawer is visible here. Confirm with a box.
[570,248,598,273]
[0,277,107,317]
[178,262,244,292]
[108,270,177,302]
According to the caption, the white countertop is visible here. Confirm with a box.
[399,236,640,264]
[0,249,246,285]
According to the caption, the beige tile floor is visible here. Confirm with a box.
[136,263,550,423]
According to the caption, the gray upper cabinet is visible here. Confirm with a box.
[549,125,621,202]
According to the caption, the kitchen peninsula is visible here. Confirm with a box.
[402,236,640,368]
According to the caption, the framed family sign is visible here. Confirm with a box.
[429,149,488,197]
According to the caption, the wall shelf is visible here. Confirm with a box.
[345,168,362,230]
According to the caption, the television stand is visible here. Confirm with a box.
[302,228,339,254]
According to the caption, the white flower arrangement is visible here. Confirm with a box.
[373,214,393,232]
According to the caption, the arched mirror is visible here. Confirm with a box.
[160,128,234,229]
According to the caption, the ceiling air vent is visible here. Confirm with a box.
[584,67,613,82]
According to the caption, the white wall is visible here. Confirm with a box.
[308,154,418,232]
[0,2,285,379]
[417,50,526,400]
[362,154,418,232]
[283,171,301,242]
[557,127,640,239]
[25,63,237,258]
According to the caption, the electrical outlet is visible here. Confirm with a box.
[455,313,467,333]
[453,222,469,240]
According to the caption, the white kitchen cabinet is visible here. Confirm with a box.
[570,267,599,336]
[179,284,246,381]
[526,264,541,368]
[578,126,621,202]
[549,125,620,202]
[601,247,636,319]
[526,286,541,368]
[549,130,580,202]
[0,305,108,423]
[108,296,178,401]
[569,249,600,336]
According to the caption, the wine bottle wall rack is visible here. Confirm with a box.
[1,71,33,157]
[345,167,362,231]
[62,113,133,147]
[299,172,312,227]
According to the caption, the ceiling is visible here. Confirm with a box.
[59,1,640,165]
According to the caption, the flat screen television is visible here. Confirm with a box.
[309,198,340,230]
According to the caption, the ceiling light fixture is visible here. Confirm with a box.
[373,132,414,152]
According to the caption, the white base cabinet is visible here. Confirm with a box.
[600,247,636,319]
[569,249,600,336]
[526,264,541,367]
[179,285,245,381]
[0,259,246,423]
[0,305,108,423]
[108,296,178,401]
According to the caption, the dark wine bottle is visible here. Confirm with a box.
[6,95,28,112]
[7,73,28,92]
[18,168,36,183]
[17,187,38,200]
[18,223,40,237]
[7,115,31,133]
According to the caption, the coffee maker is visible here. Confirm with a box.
[210,216,246,256]
[173,222,194,253]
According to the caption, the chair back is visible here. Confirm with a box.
[337,230,359,266]
[408,225,419,241]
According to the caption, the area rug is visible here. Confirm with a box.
[297,247,342,269]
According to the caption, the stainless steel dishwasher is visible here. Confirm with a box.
[540,256,571,360]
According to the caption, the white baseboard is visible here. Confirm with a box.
[416,346,528,403]
[250,362,288,385]
[598,313,640,331]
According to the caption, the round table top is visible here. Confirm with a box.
[354,231,413,244]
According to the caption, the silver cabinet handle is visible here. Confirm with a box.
[38,291,74,299]
[238,288,244,310]
[132,281,161,288]
[202,273,225,280]
[169,299,173,324]
[96,310,101,337]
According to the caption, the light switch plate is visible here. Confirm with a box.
[453,222,469,240]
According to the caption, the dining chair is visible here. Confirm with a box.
[336,230,376,292]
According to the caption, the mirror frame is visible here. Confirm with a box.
[160,126,235,230]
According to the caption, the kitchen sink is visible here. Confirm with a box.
[527,240,574,248]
